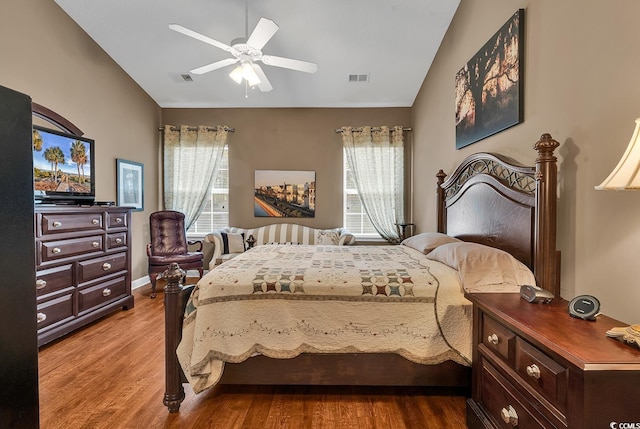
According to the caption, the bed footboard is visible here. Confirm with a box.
[163,262,189,413]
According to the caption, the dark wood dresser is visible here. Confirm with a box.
[35,206,134,346]
[465,292,640,429]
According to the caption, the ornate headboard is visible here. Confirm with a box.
[436,134,560,295]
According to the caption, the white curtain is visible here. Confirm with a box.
[342,126,405,243]
[163,125,229,230]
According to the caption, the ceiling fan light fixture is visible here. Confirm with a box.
[229,62,261,86]
[242,62,261,86]
[229,65,244,84]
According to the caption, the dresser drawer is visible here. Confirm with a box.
[37,293,75,330]
[40,235,103,263]
[480,358,554,428]
[78,276,127,314]
[515,337,568,413]
[40,212,103,235]
[481,314,516,364]
[77,252,127,284]
[106,212,128,229]
[106,232,127,250]
[36,264,73,298]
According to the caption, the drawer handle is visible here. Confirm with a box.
[102,288,112,297]
[52,221,62,228]
[92,218,100,225]
[36,279,47,290]
[115,238,123,244]
[52,247,62,254]
[102,262,112,271]
[92,241,100,248]
[526,363,541,379]
[37,312,47,323]
[487,333,499,345]
[500,405,518,426]
[115,217,123,224]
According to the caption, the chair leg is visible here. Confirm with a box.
[149,272,158,299]
[198,268,204,280]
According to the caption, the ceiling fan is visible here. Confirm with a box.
[169,12,318,93]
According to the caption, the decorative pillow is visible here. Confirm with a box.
[315,229,340,245]
[220,232,245,254]
[426,242,535,292]
[401,232,461,254]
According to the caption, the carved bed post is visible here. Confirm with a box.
[534,134,560,296]
[163,263,186,413]
[436,169,447,233]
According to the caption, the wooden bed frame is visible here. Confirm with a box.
[162,134,560,412]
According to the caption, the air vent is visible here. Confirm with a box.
[348,74,369,83]
[169,72,195,83]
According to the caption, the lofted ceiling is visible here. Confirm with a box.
[53,0,460,109]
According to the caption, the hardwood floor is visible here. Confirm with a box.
[38,281,468,429]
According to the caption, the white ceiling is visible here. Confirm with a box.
[53,0,460,109]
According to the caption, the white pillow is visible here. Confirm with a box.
[401,232,461,254]
[426,242,535,292]
[221,232,245,254]
[315,229,340,245]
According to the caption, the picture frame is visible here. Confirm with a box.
[254,170,316,218]
[116,159,144,211]
[455,9,524,149]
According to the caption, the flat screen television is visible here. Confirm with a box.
[32,125,95,205]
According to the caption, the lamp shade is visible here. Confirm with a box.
[595,118,640,190]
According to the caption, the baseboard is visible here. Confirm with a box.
[132,276,150,291]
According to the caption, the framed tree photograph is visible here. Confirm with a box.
[455,9,524,149]
[116,159,144,211]
[254,170,315,218]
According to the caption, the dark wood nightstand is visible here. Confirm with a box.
[465,292,640,429]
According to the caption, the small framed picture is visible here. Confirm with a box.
[116,159,144,211]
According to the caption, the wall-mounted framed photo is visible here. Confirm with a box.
[116,159,144,211]
[254,170,315,218]
[455,9,525,149]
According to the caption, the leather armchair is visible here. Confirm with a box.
[147,210,203,298]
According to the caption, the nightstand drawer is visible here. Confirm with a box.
[515,337,568,412]
[481,313,516,364]
[480,358,553,429]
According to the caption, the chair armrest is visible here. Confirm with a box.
[187,239,203,252]
[203,232,224,270]
[146,243,153,257]
[338,229,356,245]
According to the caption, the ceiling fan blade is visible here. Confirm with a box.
[191,58,239,75]
[246,18,279,50]
[251,64,273,92]
[169,24,238,55]
[261,55,318,73]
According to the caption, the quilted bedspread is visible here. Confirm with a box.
[177,244,473,393]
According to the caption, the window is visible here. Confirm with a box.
[343,150,380,238]
[187,145,228,235]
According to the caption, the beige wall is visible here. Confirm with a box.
[413,0,640,323]
[162,108,411,228]
[1,0,162,280]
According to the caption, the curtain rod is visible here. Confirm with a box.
[158,126,235,132]
[335,126,412,133]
